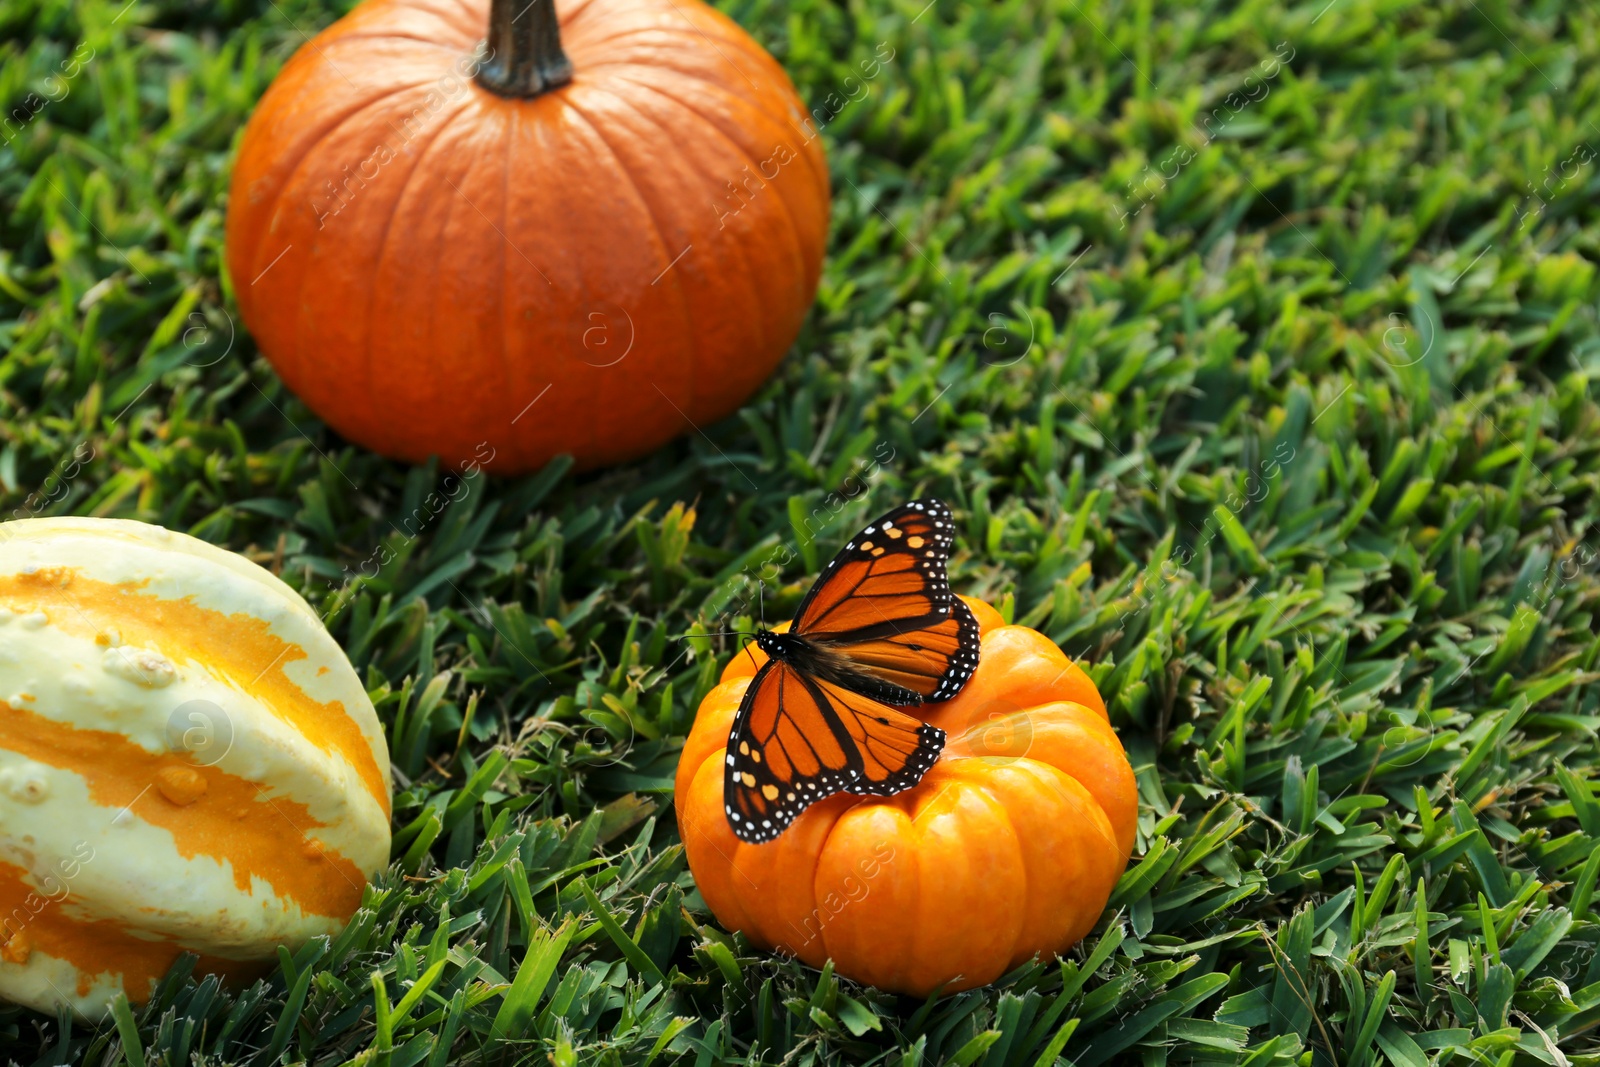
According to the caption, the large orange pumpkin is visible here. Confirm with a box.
[674,598,1137,996]
[226,0,829,474]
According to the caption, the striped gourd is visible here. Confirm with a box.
[0,517,390,1019]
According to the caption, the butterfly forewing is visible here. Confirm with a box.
[793,499,980,703]
[823,599,980,702]
[724,661,945,842]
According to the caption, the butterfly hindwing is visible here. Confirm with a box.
[723,661,946,842]
[792,499,981,703]
[723,660,855,842]
[810,677,946,796]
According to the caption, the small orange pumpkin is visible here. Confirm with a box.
[675,598,1137,996]
[226,0,829,474]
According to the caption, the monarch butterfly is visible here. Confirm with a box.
[724,499,981,843]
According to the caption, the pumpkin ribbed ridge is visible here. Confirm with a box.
[0,518,390,1019]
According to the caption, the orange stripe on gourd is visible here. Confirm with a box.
[0,701,366,920]
[0,567,389,817]
[0,863,268,998]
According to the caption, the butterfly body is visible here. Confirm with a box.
[750,630,924,707]
[722,500,982,843]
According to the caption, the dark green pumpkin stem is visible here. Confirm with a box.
[477,0,572,98]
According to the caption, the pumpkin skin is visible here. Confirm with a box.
[674,598,1136,996]
[225,0,830,475]
[0,518,391,1019]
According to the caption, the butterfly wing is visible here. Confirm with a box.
[724,660,945,843]
[791,499,981,704]
[810,677,947,796]
[723,660,855,842]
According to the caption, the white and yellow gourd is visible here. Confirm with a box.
[0,517,390,1019]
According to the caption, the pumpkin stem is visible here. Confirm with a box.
[477,0,573,98]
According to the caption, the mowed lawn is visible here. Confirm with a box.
[4,0,1600,1063]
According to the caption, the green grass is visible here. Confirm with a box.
[3,0,1600,1062]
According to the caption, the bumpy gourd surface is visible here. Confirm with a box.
[0,518,390,1019]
